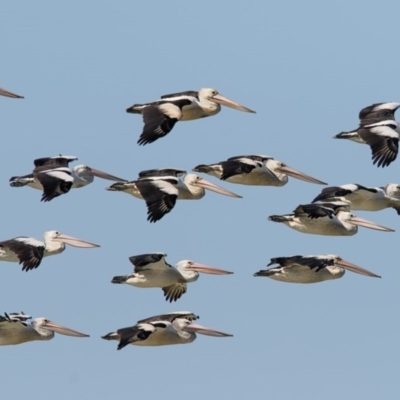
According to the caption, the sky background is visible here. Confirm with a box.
[2,1,400,399]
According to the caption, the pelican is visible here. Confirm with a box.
[126,88,256,145]
[102,311,232,350]
[10,155,127,202]
[0,230,100,271]
[312,183,400,214]
[193,155,326,186]
[0,87,24,99]
[254,254,380,284]
[268,202,395,236]
[0,312,89,345]
[106,168,242,222]
[111,253,233,302]
[334,102,400,143]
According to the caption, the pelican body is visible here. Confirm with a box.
[254,254,380,284]
[106,168,241,222]
[312,183,400,214]
[10,155,126,202]
[0,87,24,99]
[268,202,394,236]
[102,311,232,350]
[193,155,326,186]
[0,230,100,271]
[126,88,256,145]
[111,253,233,302]
[0,312,89,345]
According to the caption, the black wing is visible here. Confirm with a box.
[358,125,399,168]
[162,283,187,302]
[312,184,377,203]
[227,155,272,162]
[359,103,400,125]
[34,156,77,168]
[219,160,256,181]
[138,312,199,324]
[135,179,178,223]
[0,239,44,271]
[138,168,186,178]
[294,204,335,219]
[34,167,73,202]
[160,90,198,99]
[128,253,167,268]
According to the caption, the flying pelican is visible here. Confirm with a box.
[334,102,400,143]
[126,88,256,145]
[0,87,24,99]
[253,254,381,284]
[10,155,127,202]
[111,253,233,302]
[311,183,400,214]
[102,311,233,350]
[193,155,326,186]
[0,230,100,271]
[106,168,242,222]
[268,202,394,236]
[0,312,89,345]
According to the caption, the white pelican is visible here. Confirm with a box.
[102,311,232,350]
[106,168,242,222]
[10,155,127,202]
[268,202,395,236]
[0,230,100,271]
[193,155,326,186]
[0,87,24,99]
[0,312,89,345]
[126,88,256,145]
[254,254,380,284]
[111,253,233,302]
[312,183,400,214]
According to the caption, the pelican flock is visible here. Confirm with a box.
[3,81,397,355]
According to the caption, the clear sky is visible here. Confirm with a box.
[2,1,400,399]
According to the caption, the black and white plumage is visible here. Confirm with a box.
[101,311,232,350]
[253,255,380,284]
[111,253,233,302]
[193,154,326,186]
[334,103,400,166]
[126,88,256,145]
[0,312,89,345]
[10,155,126,201]
[0,87,24,99]
[106,169,241,223]
[311,183,400,214]
[0,230,100,271]
[268,201,394,236]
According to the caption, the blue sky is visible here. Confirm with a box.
[2,1,400,399]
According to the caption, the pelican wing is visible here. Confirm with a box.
[128,253,171,272]
[219,160,257,181]
[162,283,187,302]
[227,155,272,162]
[311,184,377,203]
[138,168,186,178]
[359,102,400,126]
[33,156,78,168]
[160,90,198,99]
[138,312,199,324]
[0,239,44,271]
[135,178,178,222]
[294,204,335,219]
[34,167,74,202]
[102,324,156,350]
[359,125,399,167]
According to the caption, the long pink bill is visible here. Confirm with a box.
[349,216,395,232]
[0,87,24,99]
[88,167,127,182]
[196,177,242,198]
[188,262,233,275]
[54,233,100,248]
[183,323,233,337]
[279,164,327,185]
[43,320,90,337]
[336,259,381,278]
[212,93,256,113]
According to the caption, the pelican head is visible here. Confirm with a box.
[327,255,381,278]
[73,165,126,184]
[337,212,395,232]
[176,260,233,282]
[177,319,233,337]
[266,159,327,185]
[199,88,256,113]
[44,230,100,248]
[183,174,242,198]
[32,317,89,339]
